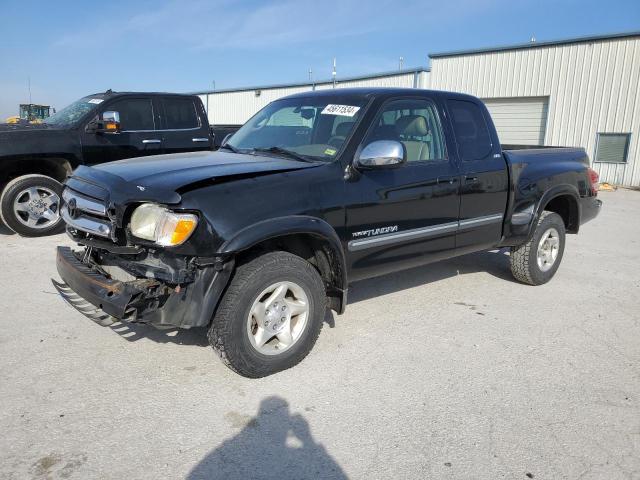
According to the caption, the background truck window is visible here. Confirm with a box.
[109,98,155,131]
[163,98,199,129]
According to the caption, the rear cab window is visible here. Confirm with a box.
[162,97,200,130]
[447,99,493,161]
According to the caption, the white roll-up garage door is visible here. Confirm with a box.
[482,97,549,146]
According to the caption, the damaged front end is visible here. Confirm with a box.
[54,170,233,329]
[54,246,233,328]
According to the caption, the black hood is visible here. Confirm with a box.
[66,150,323,210]
[93,150,321,192]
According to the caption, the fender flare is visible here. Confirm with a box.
[218,215,348,309]
[527,184,581,239]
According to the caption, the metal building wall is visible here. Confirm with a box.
[429,37,640,186]
[199,71,426,125]
[199,86,311,125]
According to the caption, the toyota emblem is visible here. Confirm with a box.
[67,198,78,219]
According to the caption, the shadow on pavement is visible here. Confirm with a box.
[348,248,514,305]
[187,396,348,480]
[107,322,210,346]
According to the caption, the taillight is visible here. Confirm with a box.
[588,167,599,195]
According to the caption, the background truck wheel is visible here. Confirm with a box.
[0,174,65,237]
[510,211,566,285]
[208,251,326,378]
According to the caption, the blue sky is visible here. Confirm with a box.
[0,0,638,118]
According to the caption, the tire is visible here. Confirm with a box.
[510,211,566,285]
[0,174,65,237]
[208,251,326,378]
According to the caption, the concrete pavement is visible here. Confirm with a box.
[0,189,638,479]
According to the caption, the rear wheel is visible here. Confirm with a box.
[0,174,65,237]
[208,251,326,378]
[510,211,566,285]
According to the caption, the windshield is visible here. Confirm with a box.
[227,95,368,161]
[43,96,103,126]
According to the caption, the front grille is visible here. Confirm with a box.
[61,187,114,239]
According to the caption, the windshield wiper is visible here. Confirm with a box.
[220,143,240,153]
[251,147,315,163]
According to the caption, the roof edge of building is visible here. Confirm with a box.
[428,30,640,59]
[191,66,430,96]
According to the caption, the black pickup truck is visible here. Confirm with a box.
[0,91,239,236]
[53,88,601,377]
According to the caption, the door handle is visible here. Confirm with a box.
[437,176,457,185]
[192,138,210,143]
[142,139,161,144]
[464,175,479,183]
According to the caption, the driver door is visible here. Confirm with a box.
[80,96,163,165]
[345,96,461,281]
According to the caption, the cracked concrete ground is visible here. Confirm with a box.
[0,189,638,480]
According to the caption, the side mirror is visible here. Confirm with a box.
[97,111,121,134]
[355,140,406,169]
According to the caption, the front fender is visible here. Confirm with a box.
[220,215,341,252]
[219,215,348,312]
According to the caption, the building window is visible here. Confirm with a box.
[595,133,631,164]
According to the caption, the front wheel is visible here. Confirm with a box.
[0,174,65,237]
[510,211,566,285]
[208,251,326,378]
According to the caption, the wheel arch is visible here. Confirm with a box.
[536,186,580,234]
[0,156,75,186]
[219,216,348,314]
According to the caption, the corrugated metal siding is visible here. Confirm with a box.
[334,72,416,89]
[483,97,549,145]
[201,72,421,125]
[430,37,640,186]
[201,86,311,125]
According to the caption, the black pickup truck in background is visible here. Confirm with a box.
[54,88,601,377]
[0,91,240,236]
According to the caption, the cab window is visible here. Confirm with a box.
[163,97,199,130]
[364,98,447,162]
[108,98,155,131]
[447,99,493,161]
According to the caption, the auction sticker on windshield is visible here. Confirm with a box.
[87,99,104,104]
[321,104,360,117]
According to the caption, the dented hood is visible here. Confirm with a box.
[93,150,320,192]
[65,150,322,216]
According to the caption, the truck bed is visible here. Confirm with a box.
[502,144,579,151]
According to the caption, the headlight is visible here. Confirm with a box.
[130,204,198,246]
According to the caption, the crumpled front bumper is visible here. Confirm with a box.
[53,246,233,328]
[54,246,153,319]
